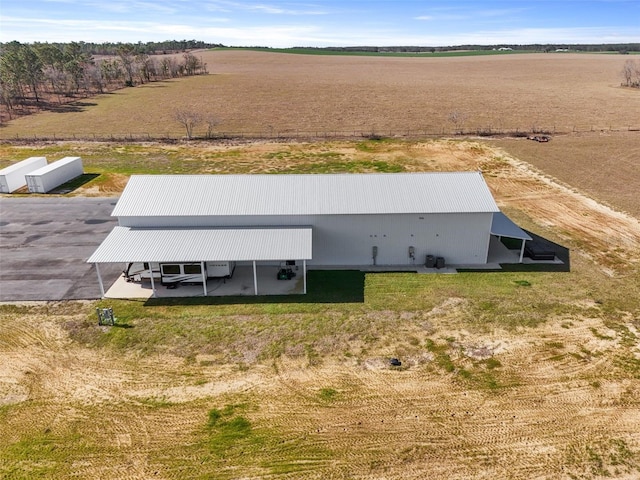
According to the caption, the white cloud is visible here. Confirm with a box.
[202,0,328,16]
[455,27,640,45]
[476,8,530,18]
[414,6,530,23]
[0,16,229,43]
[414,14,469,21]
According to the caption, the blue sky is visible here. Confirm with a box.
[1,0,639,47]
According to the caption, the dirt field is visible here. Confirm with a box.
[493,132,640,218]
[1,51,638,138]
[2,140,640,479]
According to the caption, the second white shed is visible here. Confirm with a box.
[0,157,48,193]
[25,156,83,193]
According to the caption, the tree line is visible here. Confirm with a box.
[291,43,640,54]
[0,41,212,120]
[58,39,223,56]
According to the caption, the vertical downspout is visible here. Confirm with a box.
[201,261,207,296]
[303,260,307,294]
[95,263,105,298]
[149,264,157,298]
[253,260,258,295]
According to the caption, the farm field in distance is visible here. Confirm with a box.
[1,50,640,479]
[1,50,639,138]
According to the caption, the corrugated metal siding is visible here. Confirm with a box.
[111,172,499,218]
[87,227,312,263]
[306,212,492,265]
[113,212,493,265]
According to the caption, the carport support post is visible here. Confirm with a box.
[303,260,307,294]
[252,261,258,295]
[519,239,526,263]
[95,263,105,298]
[148,265,157,298]
[201,261,207,296]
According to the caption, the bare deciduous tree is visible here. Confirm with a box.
[84,64,105,93]
[117,45,136,86]
[174,109,202,139]
[622,59,640,88]
[447,111,468,133]
[205,115,218,138]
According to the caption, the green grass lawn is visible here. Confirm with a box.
[40,264,632,365]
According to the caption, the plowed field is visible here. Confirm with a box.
[1,51,638,137]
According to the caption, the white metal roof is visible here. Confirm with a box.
[491,212,532,241]
[0,157,47,175]
[87,226,312,263]
[26,157,81,176]
[111,172,499,217]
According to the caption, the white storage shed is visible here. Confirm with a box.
[25,156,83,193]
[0,157,48,193]
[88,172,533,297]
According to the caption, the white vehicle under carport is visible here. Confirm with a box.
[123,262,160,282]
[123,261,235,286]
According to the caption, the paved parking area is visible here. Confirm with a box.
[0,197,122,301]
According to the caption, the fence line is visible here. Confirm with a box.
[2,125,639,143]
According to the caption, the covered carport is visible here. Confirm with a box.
[87,226,312,298]
[490,212,533,263]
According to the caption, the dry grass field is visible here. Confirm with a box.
[1,51,640,479]
[2,139,640,479]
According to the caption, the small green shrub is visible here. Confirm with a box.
[483,357,502,369]
[318,388,338,402]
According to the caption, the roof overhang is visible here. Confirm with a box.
[490,212,532,241]
[87,226,313,263]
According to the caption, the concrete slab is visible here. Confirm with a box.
[488,235,564,266]
[487,235,521,264]
[105,264,304,299]
[415,266,458,274]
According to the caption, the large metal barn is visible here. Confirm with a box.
[88,172,531,298]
